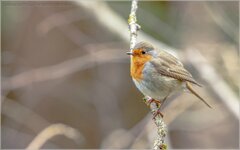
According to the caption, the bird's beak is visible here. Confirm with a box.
[126,51,133,55]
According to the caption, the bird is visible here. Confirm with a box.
[127,41,212,117]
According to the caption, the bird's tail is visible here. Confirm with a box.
[186,82,212,108]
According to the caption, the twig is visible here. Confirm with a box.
[2,98,50,133]
[2,47,127,90]
[37,8,92,46]
[36,9,88,35]
[186,49,239,118]
[76,1,177,56]
[128,1,167,149]
[203,2,238,43]
[146,97,167,150]
[26,123,84,150]
[128,0,141,50]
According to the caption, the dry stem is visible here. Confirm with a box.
[26,123,84,150]
[128,1,167,149]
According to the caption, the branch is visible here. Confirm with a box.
[146,96,167,150]
[76,1,177,56]
[128,1,167,149]
[2,98,84,149]
[2,98,50,132]
[186,49,239,118]
[2,47,126,90]
[26,123,84,150]
[203,2,238,43]
[128,0,141,50]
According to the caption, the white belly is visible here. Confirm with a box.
[133,63,183,101]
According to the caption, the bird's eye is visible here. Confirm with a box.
[141,51,146,54]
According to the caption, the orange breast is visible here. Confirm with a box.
[131,54,152,81]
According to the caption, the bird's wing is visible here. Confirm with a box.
[150,50,201,86]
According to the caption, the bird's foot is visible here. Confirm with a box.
[143,96,163,119]
[144,97,161,107]
[153,108,164,119]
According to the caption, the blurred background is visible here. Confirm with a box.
[1,1,239,149]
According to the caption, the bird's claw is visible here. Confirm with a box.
[144,98,161,107]
[143,97,163,119]
[153,108,164,119]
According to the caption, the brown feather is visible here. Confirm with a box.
[150,55,201,86]
[186,82,212,108]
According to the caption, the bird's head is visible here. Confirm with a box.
[127,41,156,63]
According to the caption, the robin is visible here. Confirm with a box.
[127,41,212,117]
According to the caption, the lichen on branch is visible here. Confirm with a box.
[128,0,168,150]
[128,0,141,51]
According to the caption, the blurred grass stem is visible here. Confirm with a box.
[26,123,84,150]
